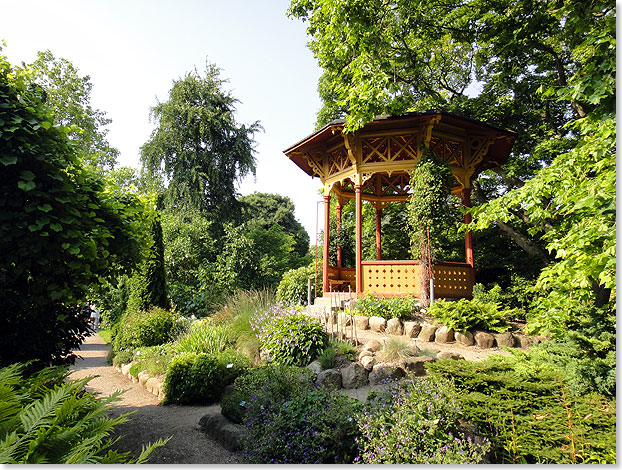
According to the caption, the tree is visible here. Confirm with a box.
[0,54,145,367]
[238,192,310,259]
[21,50,119,170]
[140,62,262,233]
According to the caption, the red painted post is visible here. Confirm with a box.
[375,205,382,261]
[355,185,363,294]
[462,188,475,290]
[323,194,331,293]
[336,202,342,269]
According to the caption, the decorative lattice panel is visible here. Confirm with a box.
[432,265,472,296]
[362,264,421,295]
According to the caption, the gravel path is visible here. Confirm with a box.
[69,334,239,465]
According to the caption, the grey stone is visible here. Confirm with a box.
[437,351,464,361]
[404,321,421,338]
[418,323,438,342]
[398,356,435,375]
[474,331,496,349]
[369,316,387,333]
[362,339,382,353]
[354,315,369,330]
[138,371,150,387]
[199,413,244,452]
[368,363,405,385]
[455,330,475,346]
[121,363,132,376]
[435,325,455,344]
[341,363,369,389]
[360,355,375,370]
[516,334,532,349]
[386,318,404,336]
[358,350,373,361]
[307,360,324,374]
[495,331,517,348]
[316,369,343,389]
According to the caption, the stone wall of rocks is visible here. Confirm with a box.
[114,362,166,402]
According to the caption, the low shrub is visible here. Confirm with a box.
[163,349,250,405]
[276,264,322,306]
[0,363,167,463]
[111,350,133,367]
[221,364,315,424]
[355,376,489,464]
[128,344,174,377]
[259,313,327,366]
[427,298,510,333]
[240,386,362,463]
[111,307,187,354]
[426,356,616,463]
[354,295,417,320]
[318,339,357,368]
[173,320,233,355]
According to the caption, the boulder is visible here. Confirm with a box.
[337,311,352,327]
[316,369,343,389]
[354,315,370,330]
[199,413,244,452]
[145,377,159,394]
[341,363,369,389]
[121,363,132,376]
[360,355,375,370]
[307,360,323,375]
[368,363,405,385]
[418,323,438,342]
[368,316,387,333]
[138,371,150,387]
[495,331,517,348]
[358,350,373,361]
[434,326,455,344]
[404,322,421,338]
[362,339,382,353]
[398,356,435,375]
[474,331,496,349]
[516,334,532,349]
[386,318,404,336]
[455,330,475,346]
[437,351,464,361]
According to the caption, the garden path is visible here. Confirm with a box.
[69,333,239,465]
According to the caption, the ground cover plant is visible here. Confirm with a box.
[0,363,166,464]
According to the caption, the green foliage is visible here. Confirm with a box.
[220,364,316,424]
[173,320,234,355]
[128,344,174,377]
[140,61,261,230]
[111,307,185,354]
[473,275,535,321]
[427,299,510,333]
[240,386,362,464]
[259,313,327,366]
[126,210,169,313]
[0,363,166,463]
[426,357,616,463]
[276,263,322,305]
[356,377,490,464]
[353,294,417,320]
[162,349,249,405]
[0,53,145,368]
[318,338,357,368]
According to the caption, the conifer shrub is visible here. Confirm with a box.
[258,313,327,366]
[163,349,250,405]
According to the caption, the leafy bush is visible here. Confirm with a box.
[354,295,417,320]
[111,350,133,367]
[240,386,362,463]
[0,363,166,463]
[173,320,233,355]
[221,364,315,424]
[426,357,616,463]
[427,298,509,333]
[163,349,250,405]
[356,376,489,464]
[111,307,186,354]
[318,338,357,368]
[276,264,322,305]
[128,344,174,377]
[259,313,327,366]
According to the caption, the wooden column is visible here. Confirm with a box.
[336,202,342,269]
[461,188,474,267]
[355,185,363,294]
[323,194,331,293]
[375,205,382,261]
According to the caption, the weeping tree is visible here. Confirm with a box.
[406,148,457,306]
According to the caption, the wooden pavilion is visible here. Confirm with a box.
[284,111,516,300]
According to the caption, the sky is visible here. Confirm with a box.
[0,0,326,241]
